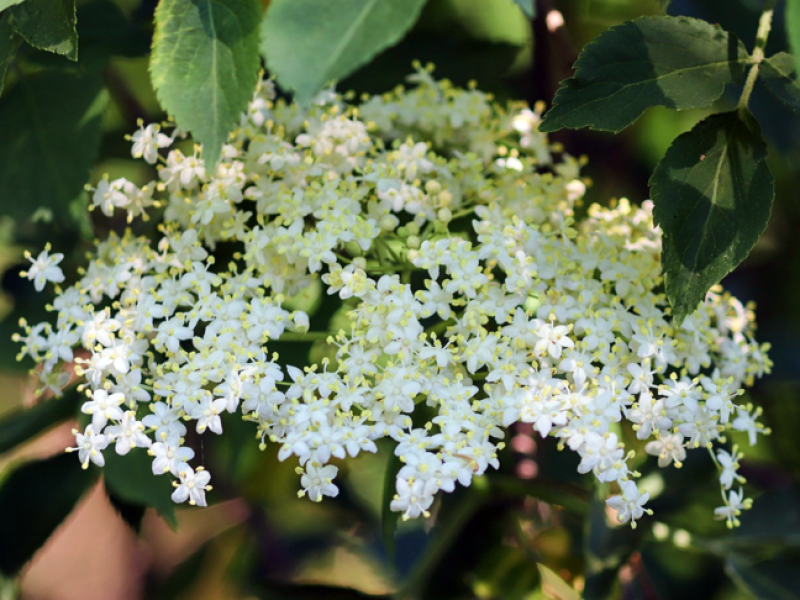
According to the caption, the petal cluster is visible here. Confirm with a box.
[19,69,771,525]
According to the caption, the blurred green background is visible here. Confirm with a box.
[1,0,800,598]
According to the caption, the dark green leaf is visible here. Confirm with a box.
[107,491,147,533]
[760,51,800,113]
[0,15,19,96]
[0,70,108,221]
[539,16,748,133]
[512,0,534,19]
[787,0,800,84]
[104,449,177,528]
[150,0,261,168]
[381,451,402,561]
[9,0,77,61]
[0,453,97,575]
[0,0,26,12]
[727,553,800,600]
[651,110,774,325]
[0,388,81,454]
[261,0,427,105]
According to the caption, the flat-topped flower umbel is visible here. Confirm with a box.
[17,68,770,526]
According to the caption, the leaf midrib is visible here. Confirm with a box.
[549,58,745,122]
[313,0,380,91]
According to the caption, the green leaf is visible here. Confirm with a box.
[538,564,581,600]
[727,554,800,600]
[0,389,81,454]
[107,491,147,533]
[650,110,774,325]
[0,70,108,221]
[512,0,534,19]
[150,0,261,168]
[9,0,77,61]
[261,0,427,105]
[103,449,178,528]
[0,453,97,575]
[787,0,800,85]
[0,0,26,12]
[0,14,19,96]
[381,451,402,561]
[539,16,748,133]
[760,51,800,114]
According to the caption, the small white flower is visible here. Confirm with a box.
[172,466,212,506]
[606,480,651,528]
[23,247,64,292]
[69,425,109,469]
[299,464,339,502]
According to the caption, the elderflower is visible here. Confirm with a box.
[18,68,771,529]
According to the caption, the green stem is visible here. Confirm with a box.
[450,205,477,220]
[738,0,777,112]
[274,331,331,342]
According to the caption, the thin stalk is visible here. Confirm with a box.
[274,331,331,342]
[738,0,777,112]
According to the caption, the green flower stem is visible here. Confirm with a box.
[275,331,331,342]
[738,0,777,112]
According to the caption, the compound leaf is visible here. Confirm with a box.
[760,51,800,113]
[650,111,774,325]
[539,16,748,133]
[261,0,427,105]
[151,0,261,167]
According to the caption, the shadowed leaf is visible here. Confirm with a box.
[540,16,748,133]
[650,110,774,324]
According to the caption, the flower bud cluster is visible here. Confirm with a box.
[17,68,771,524]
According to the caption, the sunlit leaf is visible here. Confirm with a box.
[512,0,534,19]
[539,16,748,133]
[151,0,261,167]
[650,110,774,325]
[261,0,427,105]
[786,0,800,84]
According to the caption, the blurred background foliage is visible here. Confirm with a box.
[1,0,800,598]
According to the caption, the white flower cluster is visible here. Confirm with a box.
[16,68,771,525]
